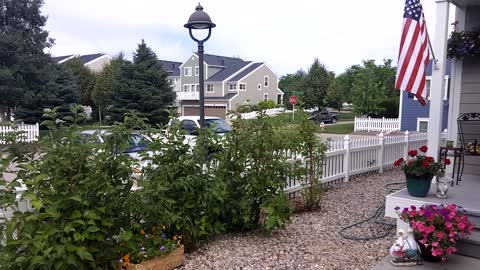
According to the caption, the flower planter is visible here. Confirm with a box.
[118,245,184,270]
[405,174,433,197]
[416,241,442,263]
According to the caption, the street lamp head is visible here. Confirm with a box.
[184,3,216,30]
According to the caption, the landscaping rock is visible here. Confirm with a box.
[179,170,404,270]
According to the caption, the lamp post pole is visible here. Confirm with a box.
[198,41,205,128]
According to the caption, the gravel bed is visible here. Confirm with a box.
[179,170,405,270]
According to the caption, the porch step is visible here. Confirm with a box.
[456,229,480,259]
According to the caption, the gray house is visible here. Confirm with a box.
[159,60,182,93]
[176,53,284,119]
[53,53,112,73]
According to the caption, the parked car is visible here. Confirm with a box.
[308,109,339,124]
[79,130,151,185]
[168,116,231,147]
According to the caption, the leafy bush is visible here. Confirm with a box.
[237,104,253,113]
[257,100,276,110]
[0,107,138,269]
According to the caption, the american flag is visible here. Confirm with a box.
[395,0,430,105]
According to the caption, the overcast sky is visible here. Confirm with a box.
[42,0,455,76]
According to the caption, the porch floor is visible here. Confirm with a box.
[371,254,480,270]
[385,174,480,219]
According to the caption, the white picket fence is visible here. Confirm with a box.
[354,117,400,132]
[0,123,39,144]
[239,108,285,120]
[283,130,447,195]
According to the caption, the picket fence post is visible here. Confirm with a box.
[403,130,410,161]
[343,135,351,182]
[381,117,385,132]
[378,132,384,173]
[367,116,371,132]
[354,117,357,132]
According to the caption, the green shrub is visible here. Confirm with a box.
[257,100,276,110]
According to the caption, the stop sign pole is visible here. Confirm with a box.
[289,96,298,121]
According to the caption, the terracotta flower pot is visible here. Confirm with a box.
[405,174,433,197]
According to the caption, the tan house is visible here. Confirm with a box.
[174,53,284,119]
[53,53,112,73]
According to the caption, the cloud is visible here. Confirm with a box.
[42,0,455,76]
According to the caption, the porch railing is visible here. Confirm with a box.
[284,130,447,196]
[354,117,400,132]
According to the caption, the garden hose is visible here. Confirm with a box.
[337,182,405,241]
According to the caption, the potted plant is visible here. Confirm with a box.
[116,225,184,270]
[395,204,474,262]
[394,146,446,197]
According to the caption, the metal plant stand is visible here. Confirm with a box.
[439,146,463,186]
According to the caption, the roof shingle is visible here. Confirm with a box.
[159,60,182,77]
[230,62,264,81]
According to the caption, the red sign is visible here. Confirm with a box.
[289,96,298,105]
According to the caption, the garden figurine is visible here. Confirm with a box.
[389,229,421,266]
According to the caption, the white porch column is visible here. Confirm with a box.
[428,0,450,159]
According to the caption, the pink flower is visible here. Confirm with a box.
[446,247,457,255]
[436,231,445,240]
[458,222,466,230]
[431,248,444,257]
[431,241,439,247]
[424,225,435,234]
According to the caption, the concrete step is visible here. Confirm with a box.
[456,229,480,259]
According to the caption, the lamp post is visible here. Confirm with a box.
[184,3,216,128]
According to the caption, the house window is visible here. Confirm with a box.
[263,93,268,101]
[195,66,199,76]
[192,84,199,92]
[417,118,429,132]
[257,84,262,91]
[414,76,449,101]
[184,67,192,76]
[264,76,269,87]
[183,85,191,92]
[229,84,237,91]
[239,83,246,91]
[206,84,214,93]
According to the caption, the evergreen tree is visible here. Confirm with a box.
[107,40,175,124]
[92,54,125,123]
[64,58,96,106]
[0,0,78,123]
[302,58,335,110]
[278,70,306,109]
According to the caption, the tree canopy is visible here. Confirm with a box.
[64,58,96,107]
[106,40,176,125]
[302,58,335,110]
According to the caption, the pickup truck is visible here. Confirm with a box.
[308,109,339,124]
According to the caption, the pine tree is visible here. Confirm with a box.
[107,40,176,124]
[0,0,78,123]
[302,58,335,109]
[64,58,96,107]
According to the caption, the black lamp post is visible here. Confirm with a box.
[184,3,216,128]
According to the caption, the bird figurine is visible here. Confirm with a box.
[390,229,407,259]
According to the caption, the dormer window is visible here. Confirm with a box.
[229,84,237,91]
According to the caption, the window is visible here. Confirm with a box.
[264,76,269,87]
[414,76,449,101]
[183,85,191,92]
[257,84,262,91]
[206,84,214,93]
[180,120,198,134]
[184,67,192,76]
[239,83,246,91]
[263,93,268,101]
[229,84,237,91]
[417,118,429,132]
[195,66,199,76]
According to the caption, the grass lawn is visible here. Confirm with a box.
[339,110,355,121]
[322,123,354,134]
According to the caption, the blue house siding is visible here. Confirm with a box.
[400,59,451,131]
[400,92,449,131]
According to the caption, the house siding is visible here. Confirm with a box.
[458,6,480,175]
[85,56,112,73]
[231,65,281,110]
[400,91,449,131]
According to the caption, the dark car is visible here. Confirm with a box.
[308,109,339,124]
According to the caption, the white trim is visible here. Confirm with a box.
[399,89,404,129]
[263,93,269,101]
[257,84,262,91]
[416,118,429,132]
[83,54,113,66]
[195,66,199,76]
[219,62,256,97]
[264,76,269,87]
[179,53,198,69]
[184,67,192,76]
[228,83,237,91]
[236,63,266,81]
[413,75,449,101]
[239,83,246,91]
[57,54,78,64]
[277,87,284,95]
[229,93,240,110]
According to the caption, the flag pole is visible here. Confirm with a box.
[426,25,439,70]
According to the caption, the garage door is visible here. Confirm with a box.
[183,106,227,119]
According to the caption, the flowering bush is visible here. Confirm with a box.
[116,225,181,265]
[447,22,480,59]
[394,145,446,177]
[396,204,474,261]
